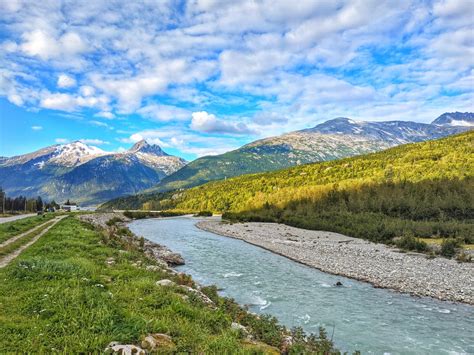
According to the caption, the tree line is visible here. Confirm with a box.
[0,188,62,214]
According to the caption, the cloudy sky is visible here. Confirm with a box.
[0,0,473,160]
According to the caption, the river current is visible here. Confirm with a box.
[129,217,474,354]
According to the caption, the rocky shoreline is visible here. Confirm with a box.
[197,219,474,305]
[79,213,184,266]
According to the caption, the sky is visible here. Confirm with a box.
[0,0,473,160]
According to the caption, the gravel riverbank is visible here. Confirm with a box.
[197,220,474,304]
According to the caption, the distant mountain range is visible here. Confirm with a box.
[147,112,473,193]
[0,140,186,205]
[1,112,472,206]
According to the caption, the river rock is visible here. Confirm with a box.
[231,322,249,336]
[141,333,176,352]
[104,342,145,355]
[143,242,185,266]
[280,335,293,353]
[179,285,216,309]
[156,279,176,287]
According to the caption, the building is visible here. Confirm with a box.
[61,204,78,212]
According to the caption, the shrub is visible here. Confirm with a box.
[456,251,472,263]
[395,234,429,252]
[105,217,123,226]
[194,211,213,217]
[439,238,461,258]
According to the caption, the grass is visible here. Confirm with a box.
[0,216,336,353]
[0,220,56,257]
[0,214,57,244]
[419,238,474,251]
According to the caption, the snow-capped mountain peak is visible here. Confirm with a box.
[49,141,108,167]
[431,112,474,127]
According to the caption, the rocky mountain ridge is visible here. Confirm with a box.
[148,112,473,193]
[0,140,186,205]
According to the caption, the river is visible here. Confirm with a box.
[129,217,474,354]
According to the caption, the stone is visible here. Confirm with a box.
[179,285,216,308]
[141,333,175,351]
[280,335,293,353]
[231,322,249,335]
[104,342,145,355]
[156,279,176,287]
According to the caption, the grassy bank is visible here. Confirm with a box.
[0,216,337,353]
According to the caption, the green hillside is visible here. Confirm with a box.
[112,132,474,251]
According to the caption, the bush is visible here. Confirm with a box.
[106,217,123,226]
[194,211,213,217]
[395,234,429,252]
[439,238,461,258]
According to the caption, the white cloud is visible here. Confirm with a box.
[0,0,472,142]
[94,111,115,119]
[57,74,76,88]
[40,92,109,112]
[89,120,113,129]
[31,125,43,130]
[55,138,69,144]
[137,104,190,122]
[190,111,256,135]
[79,85,95,96]
[20,30,88,60]
[20,30,60,59]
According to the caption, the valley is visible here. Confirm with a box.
[2,2,473,353]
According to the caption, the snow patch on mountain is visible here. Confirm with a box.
[49,141,108,167]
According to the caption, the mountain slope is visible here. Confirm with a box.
[149,112,472,193]
[0,140,186,205]
[431,112,474,127]
[119,131,473,213]
[113,132,474,253]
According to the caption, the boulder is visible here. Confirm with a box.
[156,279,176,287]
[179,285,216,309]
[141,333,176,352]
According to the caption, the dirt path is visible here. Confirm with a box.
[0,216,67,268]
[0,217,58,248]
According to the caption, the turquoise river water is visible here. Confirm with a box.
[129,217,474,354]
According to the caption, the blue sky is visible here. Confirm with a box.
[0,0,473,160]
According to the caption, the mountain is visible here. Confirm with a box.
[431,112,474,127]
[147,112,472,193]
[102,131,474,220]
[0,140,186,205]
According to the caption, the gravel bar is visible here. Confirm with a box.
[197,220,474,305]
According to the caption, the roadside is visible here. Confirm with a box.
[197,219,474,305]
[0,213,36,224]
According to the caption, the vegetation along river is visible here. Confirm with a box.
[129,217,474,354]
